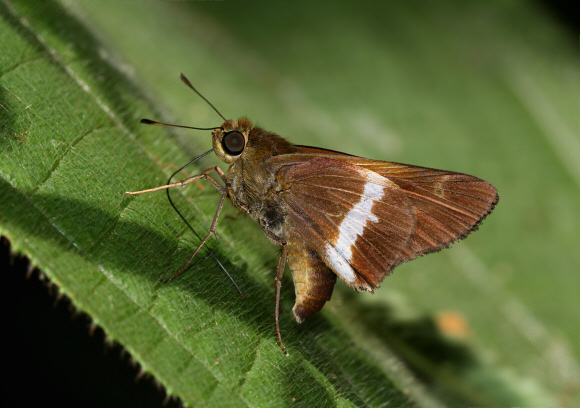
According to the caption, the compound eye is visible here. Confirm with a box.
[222,131,245,155]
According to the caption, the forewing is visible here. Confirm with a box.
[276,157,415,290]
[358,160,499,262]
[273,147,498,269]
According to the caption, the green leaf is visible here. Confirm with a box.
[2,0,579,407]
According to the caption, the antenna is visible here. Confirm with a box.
[140,118,219,131]
[180,73,227,122]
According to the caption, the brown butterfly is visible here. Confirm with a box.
[127,74,499,354]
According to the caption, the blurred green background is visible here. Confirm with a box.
[1,0,578,407]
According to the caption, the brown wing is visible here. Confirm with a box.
[276,156,416,291]
[356,160,499,263]
[271,147,498,281]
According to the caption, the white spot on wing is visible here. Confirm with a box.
[325,242,356,283]
[325,171,385,283]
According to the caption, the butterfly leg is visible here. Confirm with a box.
[125,166,226,196]
[125,167,228,282]
[164,188,227,283]
[225,209,245,220]
[275,244,289,354]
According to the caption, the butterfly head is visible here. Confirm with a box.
[212,118,253,164]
